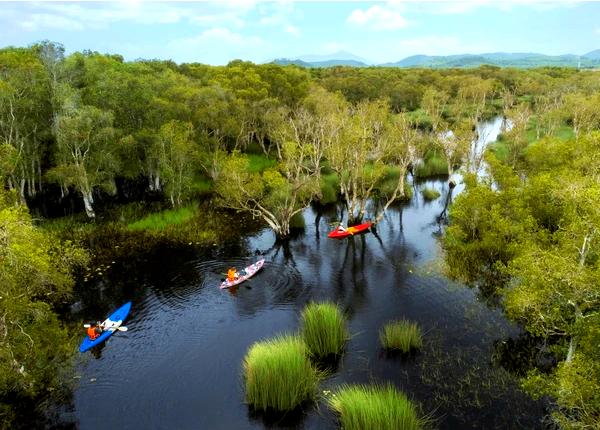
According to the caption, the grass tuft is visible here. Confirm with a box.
[319,173,340,204]
[127,205,197,231]
[243,335,320,412]
[421,187,441,201]
[327,384,425,430]
[415,150,448,178]
[301,302,348,358]
[380,320,423,353]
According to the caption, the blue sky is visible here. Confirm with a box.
[1,1,599,65]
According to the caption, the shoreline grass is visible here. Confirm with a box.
[415,150,448,178]
[301,302,349,359]
[380,320,423,353]
[327,384,425,430]
[243,335,320,412]
[421,187,441,201]
[127,205,197,231]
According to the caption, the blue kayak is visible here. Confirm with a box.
[79,302,132,353]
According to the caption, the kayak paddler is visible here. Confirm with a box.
[227,268,238,282]
[338,223,347,232]
[86,321,104,340]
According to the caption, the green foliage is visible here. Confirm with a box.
[445,132,600,428]
[300,302,349,358]
[243,335,320,412]
[0,191,87,425]
[415,150,449,178]
[319,172,339,204]
[327,384,425,430]
[379,320,423,352]
[246,154,277,173]
[421,187,441,201]
[127,205,197,231]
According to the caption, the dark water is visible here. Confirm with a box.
[65,119,548,429]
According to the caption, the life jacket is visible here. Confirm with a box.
[87,326,99,340]
[227,268,236,282]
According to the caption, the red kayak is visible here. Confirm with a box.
[328,222,372,239]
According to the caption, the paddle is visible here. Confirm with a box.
[83,324,128,332]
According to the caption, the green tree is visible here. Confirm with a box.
[0,189,87,426]
[155,120,198,207]
[48,104,117,218]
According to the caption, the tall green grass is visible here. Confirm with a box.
[380,320,423,353]
[327,384,424,430]
[415,150,448,178]
[319,172,340,204]
[301,302,349,358]
[127,206,197,231]
[243,335,320,412]
[421,187,440,201]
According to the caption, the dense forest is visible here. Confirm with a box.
[1,41,600,428]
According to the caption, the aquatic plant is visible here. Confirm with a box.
[127,205,197,231]
[243,335,320,411]
[421,187,441,201]
[319,172,340,204]
[327,384,424,430]
[380,320,423,353]
[301,302,349,358]
[415,150,448,178]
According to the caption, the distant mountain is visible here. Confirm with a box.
[272,58,368,68]
[383,52,600,69]
[296,51,370,64]
[583,49,600,60]
[273,51,600,69]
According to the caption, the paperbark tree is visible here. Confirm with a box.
[49,104,117,218]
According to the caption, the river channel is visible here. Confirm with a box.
[65,117,547,429]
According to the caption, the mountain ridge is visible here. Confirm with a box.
[272,50,600,69]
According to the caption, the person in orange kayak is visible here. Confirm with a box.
[227,268,238,282]
[86,321,104,340]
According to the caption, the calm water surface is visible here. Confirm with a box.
[66,118,547,429]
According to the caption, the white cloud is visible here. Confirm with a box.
[13,2,253,32]
[285,24,300,36]
[168,27,263,64]
[20,13,85,32]
[397,35,463,54]
[321,42,348,54]
[257,1,299,36]
[416,0,582,15]
[347,4,409,30]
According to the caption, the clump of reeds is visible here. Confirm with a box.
[379,320,423,353]
[327,384,425,430]
[243,335,320,412]
[421,187,441,201]
[300,302,348,358]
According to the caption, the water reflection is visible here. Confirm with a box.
[67,118,547,429]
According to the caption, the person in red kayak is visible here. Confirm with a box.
[86,321,104,340]
[337,223,347,232]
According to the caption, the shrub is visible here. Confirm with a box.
[301,302,348,358]
[421,187,440,201]
[380,320,423,353]
[327,384,424,430]
[243,335,320,411]
[319,172,340,204]
[415,150,448,178]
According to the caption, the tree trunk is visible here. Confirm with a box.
[83,191,95,218]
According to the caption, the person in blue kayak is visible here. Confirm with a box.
[86,321,104,340]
